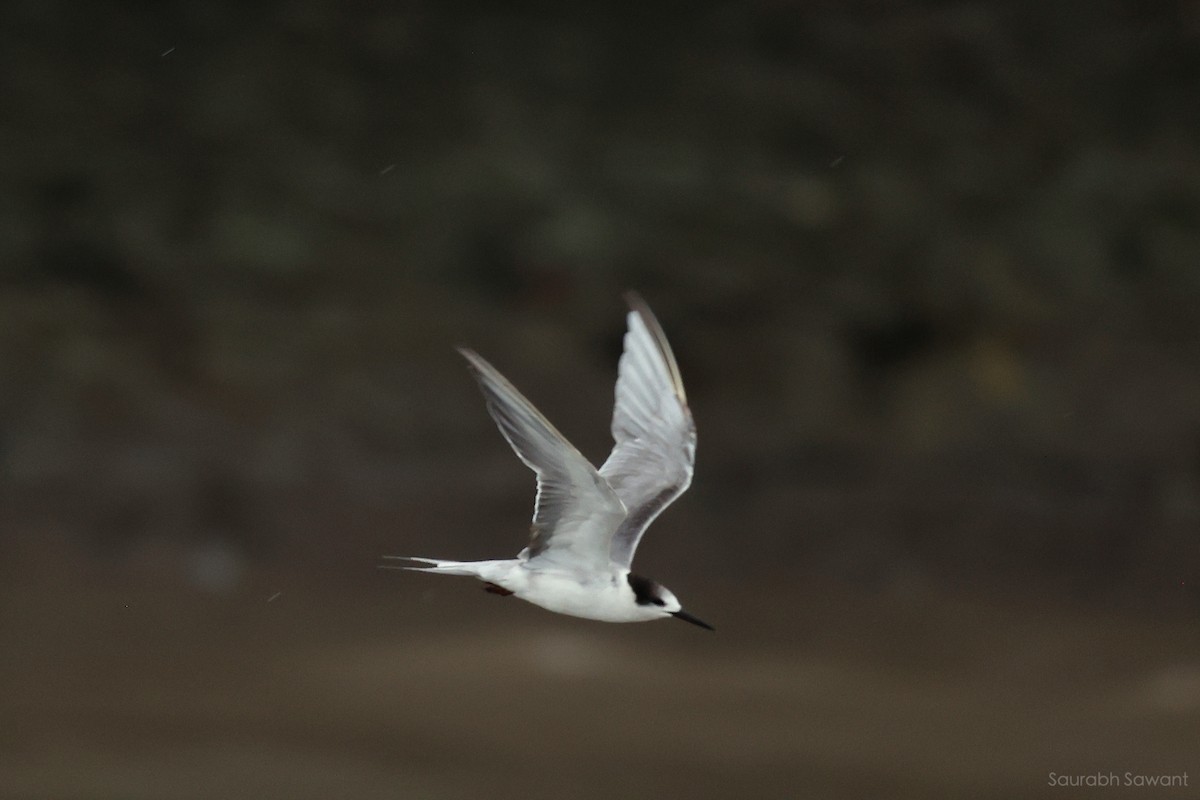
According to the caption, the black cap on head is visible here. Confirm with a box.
[627,573,665,606]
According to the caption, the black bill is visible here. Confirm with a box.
[671,609,715,631]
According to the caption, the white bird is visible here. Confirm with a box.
[387,294,712,630]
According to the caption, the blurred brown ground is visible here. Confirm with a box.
[3,530,1198,800]
[2,1,1200,797]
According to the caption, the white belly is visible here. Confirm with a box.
[503,567,660,623]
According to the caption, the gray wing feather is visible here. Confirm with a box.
[599,295,696,570]
[459,348,626,572]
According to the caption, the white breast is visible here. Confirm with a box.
[506,568,662,623]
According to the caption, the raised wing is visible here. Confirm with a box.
[599,295,696,570]
[459,348,627,572]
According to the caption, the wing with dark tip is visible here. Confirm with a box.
[599,295,696,570]
[459,348,627,572]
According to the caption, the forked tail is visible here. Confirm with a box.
[380,556,484,577]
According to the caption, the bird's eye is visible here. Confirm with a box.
[653,598,665,606]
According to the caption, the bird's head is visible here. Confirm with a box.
[626,573,714,631]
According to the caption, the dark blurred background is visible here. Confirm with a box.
[2,1,1198,798]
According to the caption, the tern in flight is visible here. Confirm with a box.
[387,295,712,630]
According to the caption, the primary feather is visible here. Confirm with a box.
[457,347,626,573]
[599,294,696,569]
